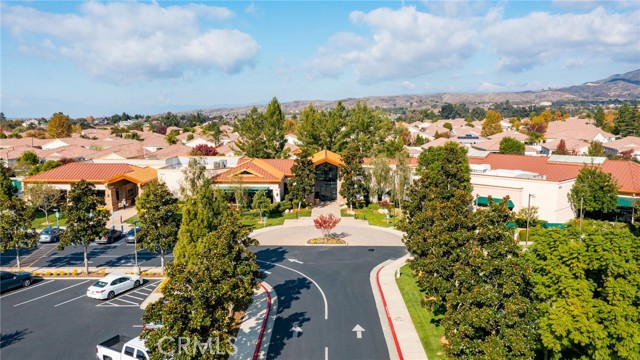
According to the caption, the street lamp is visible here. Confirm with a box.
[525,193,536,246]
[133,220,140,275]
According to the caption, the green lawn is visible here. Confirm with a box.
[340,208,399,228]
[125,215,140,225]
[241,209,312,229]
[396,265,446,360]
[32,210,66,230]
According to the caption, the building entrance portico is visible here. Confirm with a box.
[311,150,343,202]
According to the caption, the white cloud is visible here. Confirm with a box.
[306,6,480,83]
[2,2,259,82]
[246,2,257,14]
[400,80,416,90]
[484,7,640,72]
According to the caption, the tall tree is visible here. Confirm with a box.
[46,112,72,138]
[499,137,525,155]
[287,147,315,210]
[594,106,605,128]
[59,180,109,274]
[339,143,369,209]
[0,196,37,269]
[527,221,640,360]
[136,179,180,274]
[369,154,392,202]
[24,182,61,225]
[392,151,411,210]
[568,165,619,220]
[614,103,640,137]
[142,211,260,360]
[235,97,287,158]
[481,110,503,137]
[444,199,538,359]
[297,104,324,153]
[335,101,392,155]
[0,159,15,198]
[555,139,569,155]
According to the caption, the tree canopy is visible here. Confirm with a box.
[286,147,315,209]
[235,97,287,158]
[339,143,369,209]
[568,165,619,219]
[499,137,525,155]
[0,195,37,269]
[481,110,503,137]
[47,112,73,138]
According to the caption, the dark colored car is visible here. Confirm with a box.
[0,271,33,292]
[124,227,141,244]
[39,227,65,243]
[96,229,122,245]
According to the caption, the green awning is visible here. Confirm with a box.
[617,196,636,208]
[543,223,566,229]
[475,196,515,209]
[11,180,22,191]
[506,222,517,229]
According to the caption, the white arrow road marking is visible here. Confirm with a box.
[287,258,304,264]
[291,324,303,337]
[352,324,365,339]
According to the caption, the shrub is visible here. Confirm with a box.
[72,268,79,276]
[368,203,381,210]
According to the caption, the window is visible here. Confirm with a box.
[123,346,135,357]
[135,350,148,360]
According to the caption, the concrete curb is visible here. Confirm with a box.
[231,281,276,360]
[373,254,428,360]
[370,259,398,360]
[140,281,165,310]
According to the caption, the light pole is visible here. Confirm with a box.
[579,196,584,233]
[133,220,140,275]
[525,193,536,246]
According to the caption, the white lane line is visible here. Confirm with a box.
[122,294,145,301]
[13,280,91,307]
[0,280,55,299]
[100,297,138,306]
[54,294,86,307]
[257,260,329,320]
[325,347,328,360]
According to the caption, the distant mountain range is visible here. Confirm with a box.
[184,69,640,117]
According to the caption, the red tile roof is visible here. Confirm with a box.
[261,159,295,176]
[23,163,134,184]
[213,159,286,184]
[468,154,582,182]
[601,160,640,195]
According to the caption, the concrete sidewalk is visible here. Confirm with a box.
[232,282,276,360]
[371,254,428,360]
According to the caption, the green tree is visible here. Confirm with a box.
[499,137,525,154]
[24,182,61,225]
[443,200,538,359]
[392,151,411,210]
[339,143,369,209]
[0,159,15,198]
[587,141,606,157]
[481,110,503,137]
[568,165,619,219]
[252,190,271,221]
[235,97,287,158]
[136,179,180,274]
[614,103,640,137]
[0,196,37,269]
[46,112,72,138]
[142,212,260,360]
[527,221,640,360]
[27,160,62,176]
[59,180,109,274]
[335,101,392,155]
[165,131,178,145]
[13,151,40,176]
[594,106,605,128]
[369,154,392,202]
[287,147,315,210]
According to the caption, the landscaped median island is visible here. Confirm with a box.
[340,204,401,228]
[241,208,312,228]
[396,265,446,360]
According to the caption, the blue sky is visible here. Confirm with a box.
[1,1,639,118]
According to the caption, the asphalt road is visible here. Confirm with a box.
[255,246,407,360]
[0,240,172,268]
[0,278,157,360]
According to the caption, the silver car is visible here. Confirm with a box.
[39,227,64,243]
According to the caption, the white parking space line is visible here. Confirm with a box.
[54,294,86,307]
[13,280,91,307]
[95,280,161,307]
[122,294,145,301]
[0,280,55,299]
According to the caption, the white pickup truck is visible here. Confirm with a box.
[96,334,149,360]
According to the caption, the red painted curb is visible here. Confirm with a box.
[253,282,272,360]
[377,266,404,360]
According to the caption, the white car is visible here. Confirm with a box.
[87,274,143,300]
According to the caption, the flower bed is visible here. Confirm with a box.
[307,237,347,245]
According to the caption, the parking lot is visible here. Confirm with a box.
[0,240,173,268]
[0,277,160,359]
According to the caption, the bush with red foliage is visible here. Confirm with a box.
[190,144,218,156]
[153,124,168,135]
[313,213,341,239]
